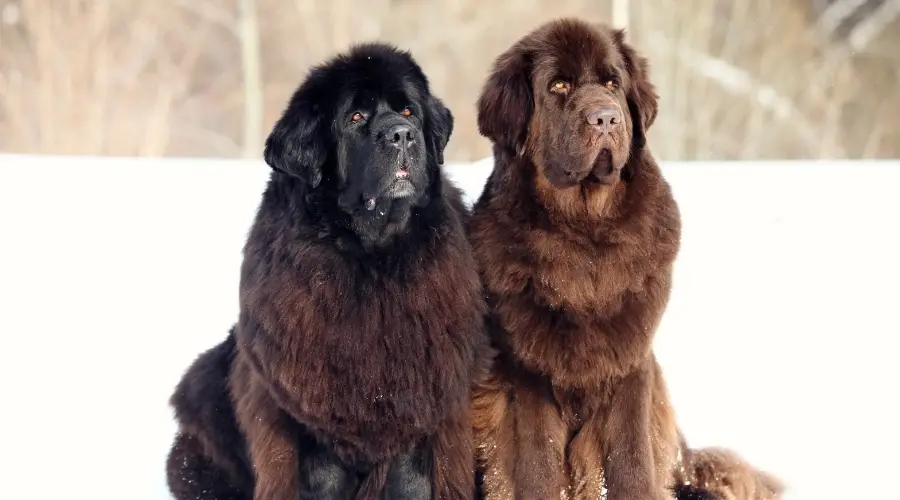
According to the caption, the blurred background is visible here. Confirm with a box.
[0,0,897,163]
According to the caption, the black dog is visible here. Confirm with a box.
[166,43,491,500]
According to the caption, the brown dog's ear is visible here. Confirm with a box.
[476,45,533,155]
[615,29,658,152]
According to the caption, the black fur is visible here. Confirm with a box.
[166,331,251,500]
[166,42,489,500]
[673,484,722,500]
[263,44,455,250]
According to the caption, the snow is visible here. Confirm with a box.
[0,154,897,500]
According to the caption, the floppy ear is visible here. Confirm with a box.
[615,29,658,152]
[476,45,533,155]
[263,86,328,188]
[425,95,454,165]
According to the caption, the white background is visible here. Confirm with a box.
[0,155,897,500]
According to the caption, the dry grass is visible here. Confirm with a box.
[0,0,243,157]
[0,0,897,161]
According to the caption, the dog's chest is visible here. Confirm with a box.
[264,267,480,445]
[553,383,616,430]
[525,242,645,317]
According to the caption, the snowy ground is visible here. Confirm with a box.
[0,154,897,500]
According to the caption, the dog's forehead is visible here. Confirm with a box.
[534,22,626,79]
[342,72,424,109]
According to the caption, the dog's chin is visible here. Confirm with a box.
[584,149,623,186]
[542,151,606,189]
[386,156,426,200]
[387,176,416,199]
[357,161,424,212]
[541,156,589,189]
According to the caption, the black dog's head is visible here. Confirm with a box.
[264,43,454,247]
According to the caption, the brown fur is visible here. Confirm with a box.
[677,446,784,500]
[468,18,782,500]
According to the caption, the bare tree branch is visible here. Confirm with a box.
[848,0,900,51]
[612,0,630,30]
[237,0,264,159]
[818,0,868,34]
[647,32,829,157]
[1,0,895,161]
[172,0,235,30]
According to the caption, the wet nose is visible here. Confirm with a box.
[586,108,620,134]
[385,124,414,149]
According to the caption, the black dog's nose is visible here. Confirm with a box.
[587,108,620,134]
[385,124,414,149]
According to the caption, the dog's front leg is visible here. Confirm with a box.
[242,395,303,500]
[381,440,435,500]
[230,357,302,500]
[473,372,568,500]
[511,383,569,500]
[603,367,668,500]
[431,407,475,500]
[567,415,606,500]
[472,372,516,500]
[244,408,301,500]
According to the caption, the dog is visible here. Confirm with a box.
[467,18,783,500]
[165,42,491,500]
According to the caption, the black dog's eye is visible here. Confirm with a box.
[350,111,365,123]
[401,107,413,118]
[604,78,620,90]
[549,80,571,95]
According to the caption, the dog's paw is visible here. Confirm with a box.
[672,483,721,500]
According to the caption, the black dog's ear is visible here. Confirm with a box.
[263,85,328,188]
[476,44,533,155]
[425,95,454,165]
[615,29,658,153]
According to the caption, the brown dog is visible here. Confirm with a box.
[468,18,783,500]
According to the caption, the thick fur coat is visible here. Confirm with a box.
[467,18,783,500]
[166,43,490,500]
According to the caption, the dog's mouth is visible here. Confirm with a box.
[585,171,615,185]
[388,154,415,198]
[388,173,415,198]
[363,167,416,210]
[585,149,618,186]
[386,152,416,195]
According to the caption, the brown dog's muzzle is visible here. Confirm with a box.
[576,90,628,175]
[537,87,629,188]
[573,88,624,140]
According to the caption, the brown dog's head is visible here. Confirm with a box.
[477,18,658,189]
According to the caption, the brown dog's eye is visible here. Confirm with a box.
[605,80,619,90]
[550,80,571,94]
[350,112,364,122]
[401,107,413,117]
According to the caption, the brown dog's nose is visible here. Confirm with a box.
[586,108,620,134]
